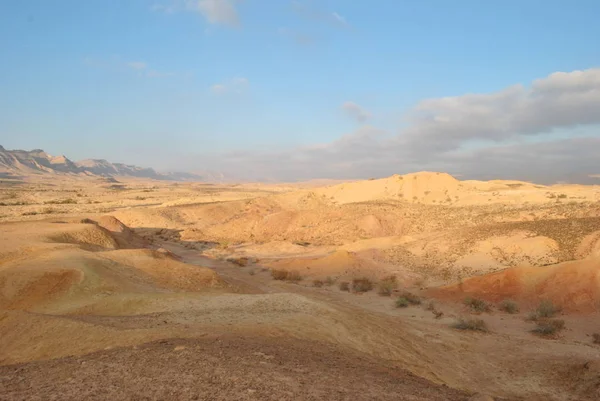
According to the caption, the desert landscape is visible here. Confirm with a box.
[3,2,600,399]
[1,146,600,400]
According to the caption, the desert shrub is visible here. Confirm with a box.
[249,270,255,276]
[286,271,302,283]
[377,275,398,296]
[324,276,335,286]
[464,297,491,313]
[531,319,565,336]
[528,300,561,321]
[271,269,289,280]
[592,333,600,345]
[499,299,519,314]
[134,196,147,201]
[21,211,38,216]
[395,297,409,308]
[226,257,249,267]
[339,281,350,292]
[536,300,561,318]
[313,279,324,288]
[80,218,96,224]
[452,318,488,332]
[400,291,421,305]
[352,277,374,293]
[44,198,76,205]
[425,301,436,311]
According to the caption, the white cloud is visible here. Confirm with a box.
[196,68,600,184]
[342,101,372,123]
[210,77,249,94]
[194,0,239,27]
[403,68,600,152]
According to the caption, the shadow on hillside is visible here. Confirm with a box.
[133,227,220,252]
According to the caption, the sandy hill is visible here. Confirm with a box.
[0,218,223,314]
[429,257,600,312]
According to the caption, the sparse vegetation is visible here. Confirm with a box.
[271,269,302,282]
[352,277,374,293]
[464,297,491,313]
[499,299,519,314]
[271,269,289,280]
[592,333,600,345]
[80,218,96,224]
[339,281,350,292]
[44,198,77,205]
[531,319,565,336]
[452,318,488,332]
[395,297,409,308]
[313,279,324,288]
[21,211,38,216]
[400,291,421,305]
[324,276,335,286]
[226,257,249,267]
[377,275,398,296]
[134,196,147,201]
[528,300,561,321]
[286,271,302,283]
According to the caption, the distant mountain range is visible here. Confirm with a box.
[0,145,224,182]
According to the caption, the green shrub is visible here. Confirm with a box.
[531,319,565,336]
[395,297,409,308]
[464,297,491,313]
[352,277,374,293]
[452,318,488,332]
[377,275,398,296]
[339,281,350,292]
[499,299,519,314]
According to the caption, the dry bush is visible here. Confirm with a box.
[452,318,488,332]
[395,297,409,308]
[44,198,77,205]
[531,319,565,336]
[271,269,302,282]
[271,269,289,280]
[324,276,335,286]
[400,291,421,305]
[499,299,519,314]
[286,271,302,283]
[377,275,398,296]
[464,297,491,313]
[226,257,249,267]
[528,300,561,321]
[352,277,374,293]
[536,300,561,318]
[339,281,350,292]
[313,279,324,288]
[592,333,600,345]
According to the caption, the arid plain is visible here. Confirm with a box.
[1,171,600,400]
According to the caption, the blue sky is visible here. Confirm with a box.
[1,0,599,182]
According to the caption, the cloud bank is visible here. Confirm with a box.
[202,68,600,184]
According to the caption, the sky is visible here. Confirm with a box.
[1,0,599,183]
